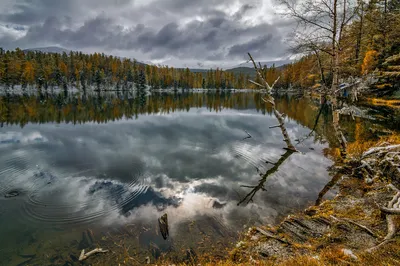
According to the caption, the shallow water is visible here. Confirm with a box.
[0,91,342,264]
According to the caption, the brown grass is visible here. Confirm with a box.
[347,133,400,158]
[171,240,400,265]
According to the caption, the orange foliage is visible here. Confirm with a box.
[361,50,378,75]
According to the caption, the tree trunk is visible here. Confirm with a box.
[355,1,364,63]
[331,0,339,92]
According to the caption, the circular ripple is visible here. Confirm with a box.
[230,141,268,173]
[21,169,149,225]
[1,144,150,226]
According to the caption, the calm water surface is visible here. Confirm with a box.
[0,91,350,264]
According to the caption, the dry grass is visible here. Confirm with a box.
[347,133,400,158]
[167,240,399,265]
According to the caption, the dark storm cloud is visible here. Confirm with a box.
[233,4,256,20]
[228,33,286,58]
[0,0,292,67]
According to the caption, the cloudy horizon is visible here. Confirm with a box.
[0,0,296,68]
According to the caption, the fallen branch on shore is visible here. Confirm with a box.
[362,145,400,159]
[330,215,378,238]
[256,227,291,244]
[79,248,109,261]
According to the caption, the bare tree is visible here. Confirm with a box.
[280,0,359,91]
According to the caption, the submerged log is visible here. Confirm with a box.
[158,213,169,240]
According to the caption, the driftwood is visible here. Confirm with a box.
[78,248,108,261]
[256,227,291,244]
[362,145,400,159]
[330,215,378,238]
[158,213,169,240]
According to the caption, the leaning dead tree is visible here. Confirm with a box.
[248,53,297,152]
[237,53,298,205]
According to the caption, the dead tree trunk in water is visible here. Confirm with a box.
[248,53,297,152]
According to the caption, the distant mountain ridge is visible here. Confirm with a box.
[234,59,292,68]
[23,46,71,54]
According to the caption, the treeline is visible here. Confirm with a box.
[278,0,400,92]
[0,48,277,90]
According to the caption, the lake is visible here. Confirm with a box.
[0,90,387,265]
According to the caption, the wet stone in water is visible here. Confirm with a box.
[4,190,20,198]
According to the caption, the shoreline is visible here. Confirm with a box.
[216,139,400,266]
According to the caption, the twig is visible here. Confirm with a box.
[388,184,400,193]
[380,207,400,215]
[243,130,252,140]
[248,79,264,88]
[331,216,378,238]
[269,125,282,129]
[366,239,397,253]
[79,248,109,261]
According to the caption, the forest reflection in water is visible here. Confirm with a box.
[0,90,380,264]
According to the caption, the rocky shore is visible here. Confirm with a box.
[226,140,400,266]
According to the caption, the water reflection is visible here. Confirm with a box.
[0,91,336,264]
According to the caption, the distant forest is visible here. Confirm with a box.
[0,48,281,91]
[0,0,399,92]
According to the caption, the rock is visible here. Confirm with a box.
[4,190,20,198]
[304,208,317,216]
[365,178,373,185]
[251,235,260,241]
[212,200,227,209]
[236,241,245,248]
[342,248,358,260]
[18,245,37,260]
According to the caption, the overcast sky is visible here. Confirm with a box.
[0,0,295,68]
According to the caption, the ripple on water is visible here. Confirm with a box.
[230,141,269,173]
[21,169,149,225]
[0,146,149,226]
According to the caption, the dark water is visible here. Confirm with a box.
[0,91,375,265]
